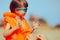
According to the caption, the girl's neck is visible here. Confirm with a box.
[20,16,24,20]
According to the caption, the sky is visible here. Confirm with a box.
[0,0,60,27]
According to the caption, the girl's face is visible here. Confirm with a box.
[15,8,27,17]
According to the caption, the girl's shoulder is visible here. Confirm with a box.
[3,12,17,27]
[3,12,17,18]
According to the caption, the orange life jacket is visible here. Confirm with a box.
[3,12,32,40]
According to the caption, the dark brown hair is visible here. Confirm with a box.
[10,0,28,13]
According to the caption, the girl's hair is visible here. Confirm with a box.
[10,0,28,13]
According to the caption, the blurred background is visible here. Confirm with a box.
[0,0,60,40]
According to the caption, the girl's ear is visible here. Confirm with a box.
[15,9,18,13]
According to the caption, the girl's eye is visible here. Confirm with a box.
[17,8,27,11]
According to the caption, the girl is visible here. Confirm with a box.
[3,0,34,40]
